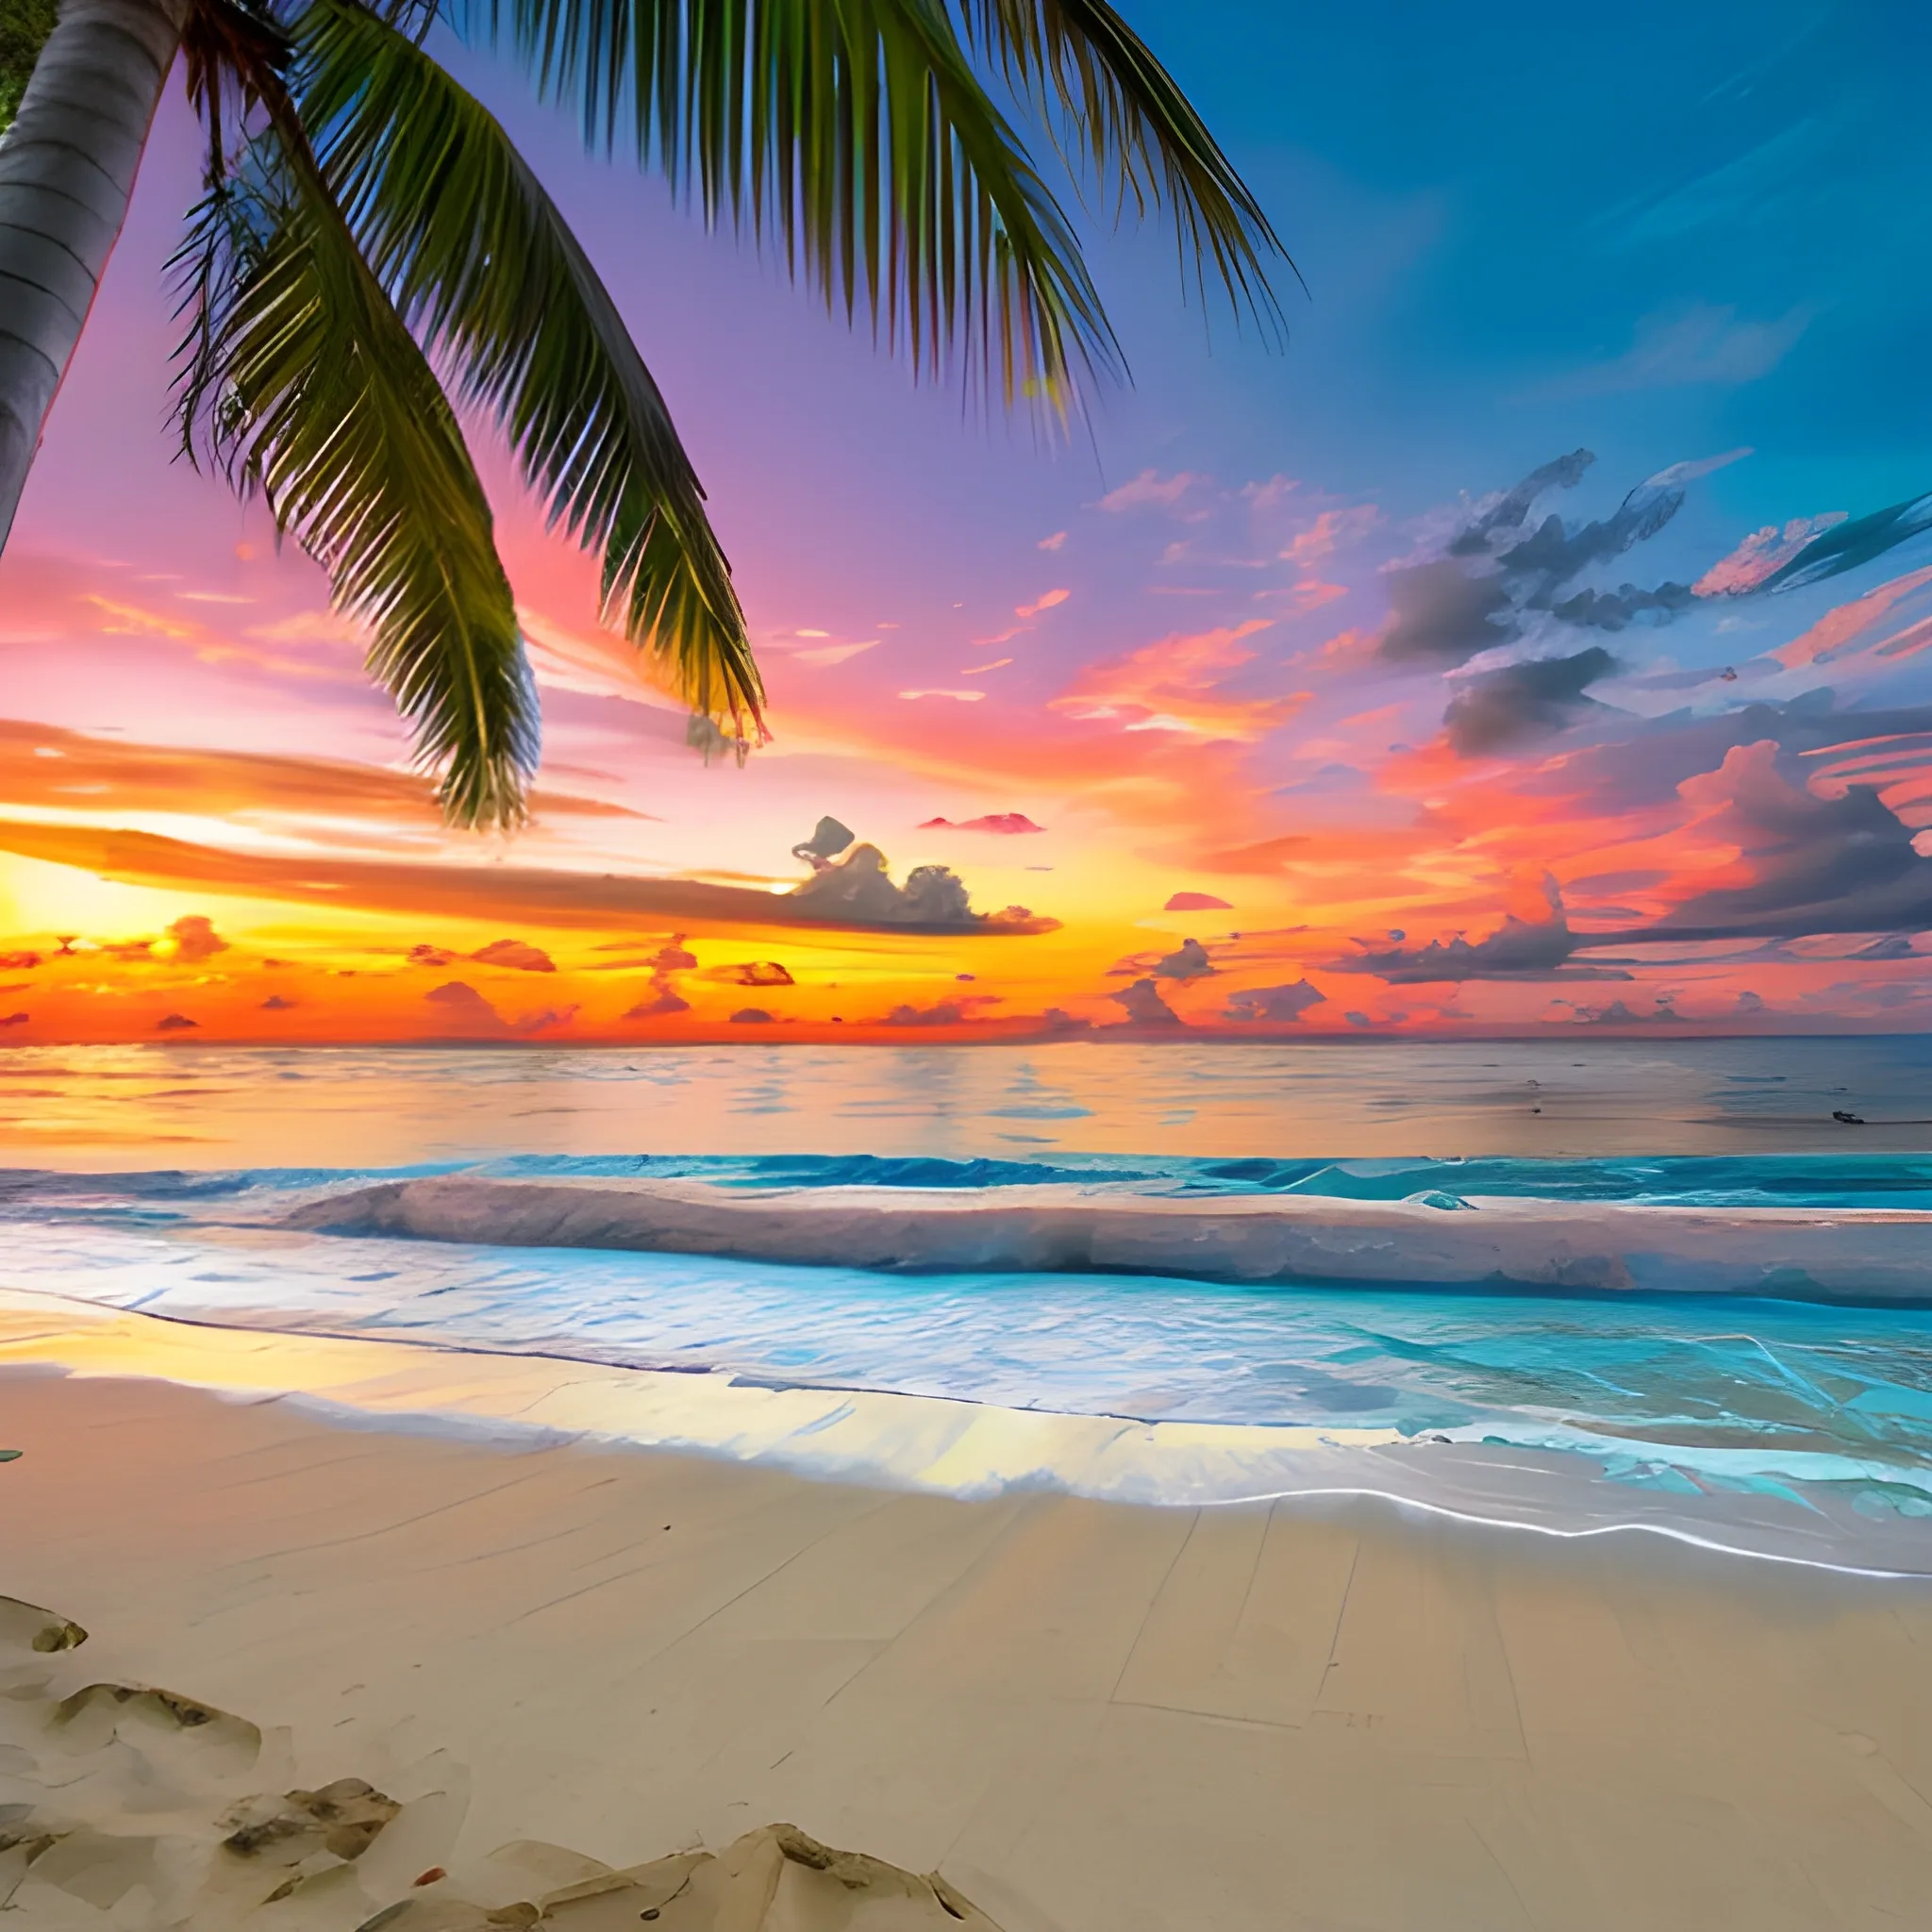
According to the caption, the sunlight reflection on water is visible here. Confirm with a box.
[2,1036,1930,1168]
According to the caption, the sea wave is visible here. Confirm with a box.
[6,1153,1932,1569]
[10,1147,1932,1211]
[282,1173,1932,1302]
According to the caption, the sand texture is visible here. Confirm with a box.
[289,1174,1932,1299]
[2,1349,1932,1930]
[0,1591,994,1932]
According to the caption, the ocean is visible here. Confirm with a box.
[5,1037,1932,1571]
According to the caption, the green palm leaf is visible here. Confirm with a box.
[295,0,761,730]
[461,0,1120,415]
[956,0,1291,326]
[171,124,537,830]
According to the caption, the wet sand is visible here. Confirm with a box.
[2,1325,1931,1927]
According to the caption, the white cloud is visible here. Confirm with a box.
[1537,303,1814,398]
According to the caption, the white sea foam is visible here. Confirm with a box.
[289,1174,1932,1302]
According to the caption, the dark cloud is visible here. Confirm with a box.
[1108,979,1182,1025]
[1038,1007,1093,1032]
[623,990,690,1019]
[408,944,458,968]
[471,939,556,973]
[1491,480,1684,598]
[1447,450,1596,554]
[1341,878,1631,983]
[1381,451,1691,668]
[1589,741,1932,942]
[1379,559,1514,666]
[791,817,856,869]
[1444,647,1618,756]
[879,996,1000,1026]
[1549,584,1694,629]
[1225,979,1326,1023]
[421,983,571,1037]
[787,841,1044,931]
[154,1012,198,1031]
[1344,920,1586,983]
[726,961,794,987]
[1570,999,1688,1026]
[729,1008,776,1024]
[425,982,505,1034]
[1154,938,1214,980]
[1520,690,1932,815]
[1761,490,1932,593]
[1802,978,1932,1013]
[259,994,296,1011]
[0,822,1059,937]
[1847,933,1924,959]
[166,915,227,964]
[1107,936,1216,979]
[619,933,699,1017]
[0,1012,27,1026]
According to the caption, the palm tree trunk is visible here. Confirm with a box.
[0,0,188,551]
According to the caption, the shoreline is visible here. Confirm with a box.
[2,1331,1930,1927]
[1,1287,1927,1576]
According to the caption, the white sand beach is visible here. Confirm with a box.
[3,1302,1932,1929]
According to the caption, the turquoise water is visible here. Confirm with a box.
[3,1042,1932,1558]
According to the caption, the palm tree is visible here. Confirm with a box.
[0,0,1284,828]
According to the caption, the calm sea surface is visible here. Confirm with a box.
[3,1035,1930,1166]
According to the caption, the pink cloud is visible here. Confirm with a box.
[1281,506,1378,569]
[1052,621,1307,741]
[1095,470,1208,512]
[1255,579,1349,614]
[920,813,1046,834]
[1310,626,1381,669]
[1241,475,1299,509]
[791,640,879,667]
[1165,891,1232,911]
[1774,568,1932,668]
[472,938,557,973]
[1016,588,1070,619]
[1694,513,1849,596]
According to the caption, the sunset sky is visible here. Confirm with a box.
[3,0,1931,1042]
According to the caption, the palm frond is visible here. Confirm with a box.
[458,0,1120,418]
[956,0,1292,327]
[169,119,537,829]
[293,0,760,731]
